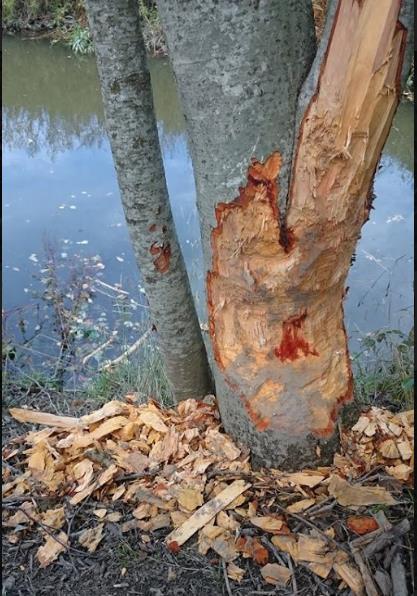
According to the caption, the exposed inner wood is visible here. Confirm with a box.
[207,0,405,439]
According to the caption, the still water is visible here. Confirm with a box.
[2,35,414,363]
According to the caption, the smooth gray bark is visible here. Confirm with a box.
[157,0,318,468]
[157,0,316,263]
[85,0,212,401]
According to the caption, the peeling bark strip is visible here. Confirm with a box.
[207,0,405,446]
[85,0,212,400]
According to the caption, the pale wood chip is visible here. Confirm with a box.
[249,515,284,533]
[93,509,108,519]
[396,440,412,461]
[177,487,204,512]
[41,507,65,529]
[36,532,68,567]
[138,410,168,433]
[78,524,104,552]
[285,472,325,488]
[385,463,412,481]
[90,416,129,440]
[166,480,250,548]
[260,563,291,586]
[205,429,240,461]
[328,475,397,506]
[137,513,171,531]
[227,562,245,582]
[287,498,316,513]
[80,401,129,426]
[9,408,79,429]
[379,439,400,459]
[333,560,364,595]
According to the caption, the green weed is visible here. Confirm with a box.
[85,340,173,407]
[352,327,414,410]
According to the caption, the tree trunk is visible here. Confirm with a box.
[85,0,212,401]
[158,0,406,468]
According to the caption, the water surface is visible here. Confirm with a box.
[2,35,414,367]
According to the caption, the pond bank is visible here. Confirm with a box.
[2,0,166,55]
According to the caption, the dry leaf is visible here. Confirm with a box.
[3,501,37,527]
[236,536,269,565]
[78,524,104,552]
[297,535,332,564]
[227,562,245,582]
[346,516,379,535]
[112,484,126,501]
[36,532,68,567]
[170,510,190,527]
[69,482,97,506]
[328,475,397,506]
[97,464,119,487]
[260,563,291,586]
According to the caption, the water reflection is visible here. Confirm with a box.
[2,35,185,157]
[2,35,414,359]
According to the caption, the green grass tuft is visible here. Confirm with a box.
[85,340,173,407]
[352,327,414,410]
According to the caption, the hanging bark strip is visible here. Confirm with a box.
[207,0,406,443]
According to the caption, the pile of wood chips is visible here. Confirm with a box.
[2,397,414,594]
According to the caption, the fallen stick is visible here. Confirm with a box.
[82,331,118,365]
[390,548,408,596]
[363,519,410,558]
[100,328,152,371]
[94,279,129,295]
[350,550,379,596]
[165,480,251,548]
[8,409,80,429]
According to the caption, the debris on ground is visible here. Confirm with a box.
[2,398,414,594]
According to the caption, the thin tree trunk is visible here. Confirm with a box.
[159,0,406,468]
[85,0,212,401]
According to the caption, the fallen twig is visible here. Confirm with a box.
[363,519,410,558]
[222,559,233,596]
[82,331,118,365]
[100,328,152,371]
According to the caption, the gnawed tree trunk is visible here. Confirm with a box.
[85,0,212,401]
[158,0,406,468]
